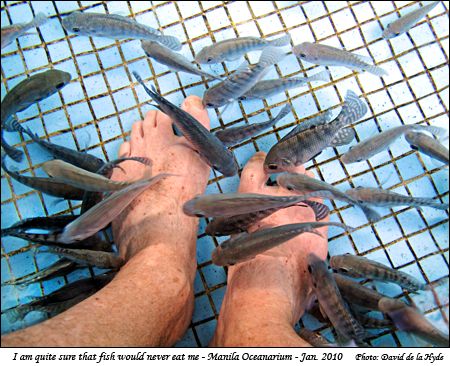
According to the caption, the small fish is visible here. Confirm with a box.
[1,12,48,49]
[141,40,220,80]
[41,247,123,269]
[330,254,426,292]
[183,191,329,218]
[195,34,291,64]
[307,254,366,343]
[205,199,329,236]
[382,1,440,39]
[264,90,367,173]
[241,70,329,100]
[2,272,115,322]
[62,12,181,51]
[345,187,449,211]
[293,42,388,77]
[405,131,449,165]
[379,297,449,347]
[1,259,79,287]
[354,312,395,329]
[203,47,286,108]
[133,71,238,177]
[341,124,446,164]
[59,173,171,243]
[297,328,334,347]
[212,222,349,266]
[215,104,292,146]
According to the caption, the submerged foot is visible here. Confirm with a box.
[211,152,329,346]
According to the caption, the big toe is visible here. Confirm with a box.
[239,152,268,192]
[181,96,210,130]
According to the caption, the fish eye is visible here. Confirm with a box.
[72,27,80,32]
[207,57,213,63]
[195,214,203,218]
[299,53,307,58]
[55,82,66,89]
[395,32,400,36]
[286,185,294,191]
[212,165,219,170]
[268,163,278,170]
[307,265,312,274]
[339,268,349,273]
[206,103,214,107]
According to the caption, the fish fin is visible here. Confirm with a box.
[364,64,389,77]
[336,91,368,128]
[267,33,291,47]
[416,125,447,138]
[330,127,356,146]
[31,13,49,28]
[217,101,236,120]
[156,35,182,51]
[1,137,23,163]
[360,204,381,223]
[235,60,249,73]
[271,104,292,124]
[258,46,286,68]
[8,118,27,134]
[302,200,330,221]
[3,116,19,132]
[307,69,330,82]
[3,305,30,323]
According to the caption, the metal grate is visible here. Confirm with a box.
[1,1,448,347]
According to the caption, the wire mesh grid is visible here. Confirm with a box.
[1,1,448,346]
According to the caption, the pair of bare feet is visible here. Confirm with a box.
[1,96,328,347]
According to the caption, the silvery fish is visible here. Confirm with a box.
[345,187,449,211]
[141,40,220,80]
[203,46,286,108]
[62,12,181,51]
[1,259,79,287]
[240,70,329,100]
[379,297,449,347]
[195,34,291,64]
[264,90,367,173]
[405,131,449,165]
[59,173,171,243]
[212,222,349,266]
[215,104,292,146]
[341,124,446,164]
[382,1,440,39]
[183,191,329,218]
[42,247,123,269]
[297,328,334,347]
[1,12,48,49]
[293,42,388,77]
[205,199,329,236]
[133,71,238,177]
[307,254,366,343]
[330,254,425,292]
[277,172,381,222]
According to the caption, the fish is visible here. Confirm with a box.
[264,90,368,173]
[296,328,334,347]
[195,34,291,64]
[41,247,123,269]
[1,259,80,287]
[345,187,449,211]
[1,135,23,162]
[215,104,292,146]
[212,222,350,266]
[382,1,440,39]
[59,173,171,243]
[340,124,446,164]
[379,297,449,347]
[133,71,238,177]
[293,42,388,77]
[61,12,181,51]
[202,47,286,108]
[183,191,330,218]
[307,254,366,343]
[2,272,115,322]
[1,12,48,49]
[141,40,220,80]
[240,70,329,100]
[405,131,449,165]
[205,199,329,236]
[330,254,426,292]
[354,312,395,329]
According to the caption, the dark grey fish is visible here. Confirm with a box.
[293,42,387,77]
[203,47,286,108]
[405,131,449,165]
[379,297,449,347]
[382,1,440,39]
[345,187,449,211]
[341,124,446,164]
[1,259,80,287]
[264,90,367,173]
[195,34,290,64]
[183,191,330,218]
[212,222,350,266]
[297,328,334,347]
[241,70,329,100]
[354,312,395,329]
[41,247,123,269]
[307,254,366,343]
[1,13,48,49]
[330,254,426,292]
[215,104,292,146]
[141,40,220,80]
[62,12,181,50]
[133,71,238,177]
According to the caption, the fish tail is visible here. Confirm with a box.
[258,46,286,68]
[3,304,30,322]
[359,204,381,223]
[268,33,291,47]
[31,13,48,28]
[336,90,368,128]
[9,119,27,134]
[365,64,389,77]
[308,70,330,82]
[1,135,23,163]
[330,127,356,146]
[155,34,182,51]
[414,125,447,138]
[271,104,292,124]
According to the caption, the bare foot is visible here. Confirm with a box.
[211,151,329,347]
